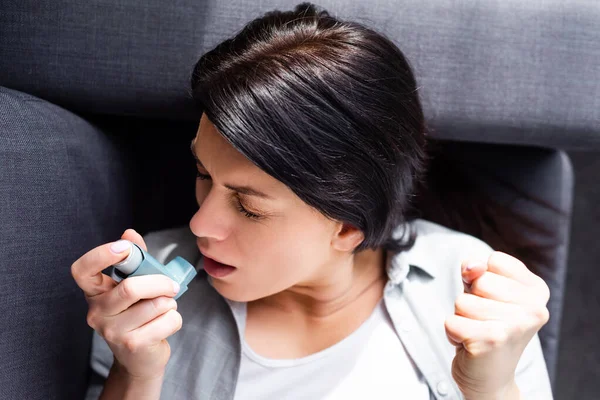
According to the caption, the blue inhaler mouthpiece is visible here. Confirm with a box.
[110,241,197,300]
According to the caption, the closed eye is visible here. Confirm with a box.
[196,171,211,181]
[196,170,263,220]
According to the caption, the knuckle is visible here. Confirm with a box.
[86,312,97,329]
[539,279,551,302]
[467,344,485,357]
[149,297,161,311]
[487,251,502,266]
[454,294,468,313]
[101,326,118,344]
[514,257,528,271]
[70,262,79,280]
[469,278,482,294]
[162,277,178,295]
[534,306,550,325]
[71,261,85,282]
[490,251,525,270]
[117,279,135,301]
[151,296,172,312]
[166,298,178,312]
[169,310,183,331]
[444,314,458,329]
[123,336,141,353]
[510,317,528,337]
[486,328,508,347]
[443,316,452,329]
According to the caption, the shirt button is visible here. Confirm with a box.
[437,381,449,396]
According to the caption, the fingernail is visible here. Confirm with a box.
[465,261,485,272]
[110,240,131,254]
[172,281,180,294]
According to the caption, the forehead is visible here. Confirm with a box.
[194,115,281,191]
[196,114,227,149]
[194,115,249,165]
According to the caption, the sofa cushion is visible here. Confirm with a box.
[0,86,133,399]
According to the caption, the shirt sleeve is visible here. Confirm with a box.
[83,330,115,400]
[514,332,554,399]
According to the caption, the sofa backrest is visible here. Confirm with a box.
[1,0,599,148]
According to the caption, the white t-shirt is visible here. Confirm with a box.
[226,298,430,400]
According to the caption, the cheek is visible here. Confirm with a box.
[240,212,331,280]
[212,204,334,301]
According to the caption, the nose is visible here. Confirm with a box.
[189,189,230,241]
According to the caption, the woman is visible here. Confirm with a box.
[73,3,553,399]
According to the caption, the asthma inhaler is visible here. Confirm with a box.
[110,241,197,300]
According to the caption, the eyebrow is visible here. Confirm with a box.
[190,139,273,200]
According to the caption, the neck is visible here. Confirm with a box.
[253,246,388,320]
[245,246,388,359]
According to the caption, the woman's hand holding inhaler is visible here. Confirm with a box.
[71,229,183,382]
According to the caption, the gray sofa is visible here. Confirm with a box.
[0,1,597,399]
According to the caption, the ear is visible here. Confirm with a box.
[331,222,365,253]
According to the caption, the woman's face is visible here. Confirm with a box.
[189,114,357,302]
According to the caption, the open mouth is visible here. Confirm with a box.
[202,255,237,278]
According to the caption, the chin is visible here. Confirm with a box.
[210,278,263,303]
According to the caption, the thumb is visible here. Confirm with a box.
[121,228,148,252]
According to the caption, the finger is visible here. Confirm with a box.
[445,314,478,345]
[445,329,463,348]
[461,260,488,285]
[469,271,534,306]
[121,229,148,252]
[92,274,180,316]
[72,241,133,297]
[454,293,521,322]
[127,309,183,348]
[444,314,507,355]
[112,297,178,332]
[486,251,539,287]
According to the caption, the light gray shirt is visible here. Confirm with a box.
[226,298,430,399]
[85,219,554,400]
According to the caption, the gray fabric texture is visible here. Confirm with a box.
[556,151,600,400]
[0,0,598,148]
[0,86,134,400]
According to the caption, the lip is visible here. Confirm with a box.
[197,248,237,278]
[202,255,237,278]
[198,249,234,268]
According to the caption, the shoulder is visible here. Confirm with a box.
[397,219,495,299]
[411,218,492,250]
[408,218,495,271]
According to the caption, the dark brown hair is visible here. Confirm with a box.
[190,2,427,253]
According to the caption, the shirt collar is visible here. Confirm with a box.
[386,220,438,285]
